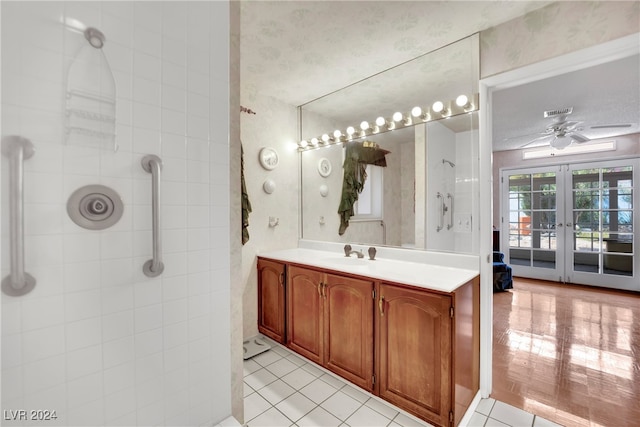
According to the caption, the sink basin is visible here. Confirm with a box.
[322,256,369,267]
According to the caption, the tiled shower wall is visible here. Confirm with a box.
[1,2,233,426]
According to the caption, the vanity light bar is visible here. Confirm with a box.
[298,93,479,151]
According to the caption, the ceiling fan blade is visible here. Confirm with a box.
[519,134,554,148]
[590,123,632,129]
[570,132,590,143]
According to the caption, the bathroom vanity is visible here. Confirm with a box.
[257,248,479,427]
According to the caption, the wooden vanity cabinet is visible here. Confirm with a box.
[377,283,452,427]
[287,265,375,390]
[257,258,286,343]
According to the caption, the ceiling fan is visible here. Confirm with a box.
[509,107,633,150]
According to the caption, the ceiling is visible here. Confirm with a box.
[240,1,639,151]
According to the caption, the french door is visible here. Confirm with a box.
[501,159,639,291]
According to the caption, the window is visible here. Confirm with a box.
[353,165,383,219]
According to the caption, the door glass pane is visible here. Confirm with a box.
[574,253,599,273]
[574,231,601,252]
[603,254,633,276]
[509,248,530,266]
[533,250,555,269]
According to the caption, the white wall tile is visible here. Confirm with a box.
[102,13,133,47]
[162,61,186,89]
[23,354,65,394]
[103,336,134,369]
[24,203,63,235]
[162,3,187,41]
[103,362,135,395]
[132,127,161,155]
[137,400,165,426]
[163,157,187,182]
[188,316,211,342]
[187,70,209,96]
[104,42,133,74]
[134,304,162,333]
[2,333,22,368]
[66,344,103,380]
[64,261,101,293]
[187,271,210,296]
[162,275,188,302]
[132,102,161,131]
[100,258,135,288]
[1,366,23,400]
[133,51,161,82]
[67,372,103,408]
[135,351,163,384]
[161,108,186,135]
[66,317,102,351]
[164,388,189,422]
[187,228,209,251]
[24,172,62,204]
[162,36,186,66]
[134,328,163,358]
[65,289,102,322]
[102,310,134,342]
[186,137,209,160]
[134,26,161,58]
[163,321,188,350]
[23,384,68,425]
[101,285,134,315]
[21,295,65,331]
[104,387,136,423]
[136,376,163,408]
[163,181,187,205]
[133,2,162,33]
[67,397,104,427]
[163,298,187,325]
[187,250,209,274]
[187,182,209,206]
[1,301,22,335]
[133,76,161,105]
[162,133,187,158]
[63,233,100,263]
[163,344,188,374]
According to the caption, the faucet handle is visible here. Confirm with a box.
[344,244,352,257]
[368,247,377,260]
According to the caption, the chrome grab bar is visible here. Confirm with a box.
[446,193,454,230]
[436,192,445,232]
[2,136,36,296]
[141,155,164,277]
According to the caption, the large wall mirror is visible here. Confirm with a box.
[300,34,480,254]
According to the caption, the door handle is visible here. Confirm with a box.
[379,296,385,316]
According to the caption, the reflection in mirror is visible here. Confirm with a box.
[301,113,478,253]
[300,35,480,254]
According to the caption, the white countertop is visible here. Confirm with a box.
[258,248,479,293]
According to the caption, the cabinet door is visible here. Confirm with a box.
[378,283,452,427]
[324,273,374,391]
[287,266,324,365]
[257,259,286,343]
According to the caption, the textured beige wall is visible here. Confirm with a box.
[480,1,640,78]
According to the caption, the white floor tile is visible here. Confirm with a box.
[392,412,432,427]
[243,359,261,377]
[490,401,534,427]
[301,362,325,377]
[266,357,299,378]
[297,407,342,427]
[345,405,391,427]
[341,385,369,403]
[244,392,272,422]
[533,415,563,427]
[243,381,255,397]
[365,397,398,420]
[246,406,294,427]
[485,418,511,427]
[286,353,307,367]
[281,367,317,390]
[245,368,278,391]
[252,349,283,367]
[467,412,488,427]
[271,344,293,357]
[319,373,347,390]
[389,423,402,427]
[475,397,496,416]
[320,390,363,421]
[258,379,296,406]
[276,392,317,423]
[300,378,339,404]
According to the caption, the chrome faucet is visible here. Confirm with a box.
[343,244,364,258]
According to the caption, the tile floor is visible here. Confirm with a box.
[492,278,640,427]
[243,337,559,427]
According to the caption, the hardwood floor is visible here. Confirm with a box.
[492,277,640,427]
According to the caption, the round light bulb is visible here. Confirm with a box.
[375,116,386,127]
[456,95,469,107]
[311,137,319,146]
[333,130,342,139]
[299,140,308,148]
[360,121,370,131]
[392,112,403,122]
[432,101,444,113]
[411,106,422,117]
[321,134,330,143]
[346,126,355,135]
[551,135,572,150]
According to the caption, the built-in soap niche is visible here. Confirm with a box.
[65,27,117,151]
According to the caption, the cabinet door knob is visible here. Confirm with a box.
[279,272,284,286]
[318,282,322,296]
[379,296,385,316]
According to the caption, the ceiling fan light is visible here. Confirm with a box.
[550,135,572,150]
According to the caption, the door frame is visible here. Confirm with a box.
[478,33,640,398]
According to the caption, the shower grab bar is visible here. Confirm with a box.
[446,193,454,230]
[436,192,445,232]
[2,136,36,296]
[141,154,164,277]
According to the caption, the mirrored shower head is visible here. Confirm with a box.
[84,27,105,49]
